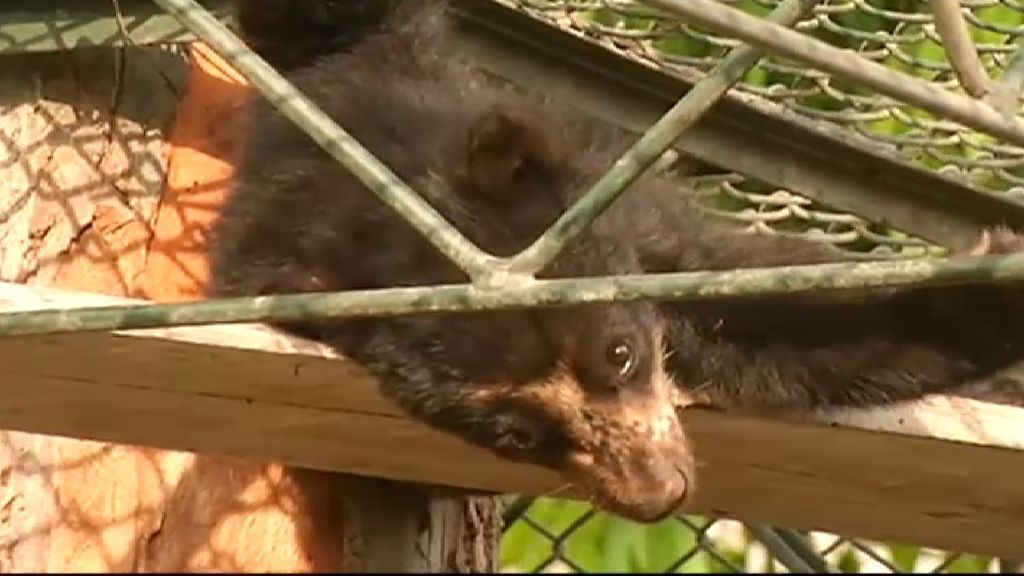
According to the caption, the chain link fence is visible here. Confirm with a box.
[495,0,1023,572]
[501,494,1002,573]
[499,0,1024,255]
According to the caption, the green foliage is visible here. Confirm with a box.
[502,498,738,573]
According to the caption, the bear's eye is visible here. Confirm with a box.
[605,339,636,379]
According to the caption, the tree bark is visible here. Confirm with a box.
[0,41,499,573]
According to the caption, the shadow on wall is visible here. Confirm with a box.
[0,41,379,572]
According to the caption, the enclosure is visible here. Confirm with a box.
[0,0,1023,572]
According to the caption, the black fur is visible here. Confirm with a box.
[211,0,1024,521]
[631,204,1024,413]
[232,0,406,70]
[211,0,693,523]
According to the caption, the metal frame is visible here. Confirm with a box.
[1,0,1024,337]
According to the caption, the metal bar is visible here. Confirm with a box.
[1,253,1024,337]
[931,0,991,99]
[773,527,833,573]
[150,0,501,279]
[745,524,816,573]
[447,0,1024,253]
[500,496,535,527]
[639,0,1024,148]
[505,0,820,275]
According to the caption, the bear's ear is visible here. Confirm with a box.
[465,107,559,198]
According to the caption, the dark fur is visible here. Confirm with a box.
[631,199,1024,412]
[232,0,406,69]
[212,0,1024,521]
[211,0,693,522]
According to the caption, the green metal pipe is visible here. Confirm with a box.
[1,253,1024,337]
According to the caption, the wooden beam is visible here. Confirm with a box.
[2,281,1024,558]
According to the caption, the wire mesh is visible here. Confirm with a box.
[499,495,1006,573]
[498,0,1020,244]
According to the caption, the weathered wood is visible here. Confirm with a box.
[1,280,1023,558]
[0,39,193,573]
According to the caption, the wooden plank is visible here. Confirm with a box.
[1,281,1024,557]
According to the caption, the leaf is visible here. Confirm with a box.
[888,544,922,572]
[500,515,554,572]
[562,512,613,572]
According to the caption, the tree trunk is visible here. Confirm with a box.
[0,41,499,573]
